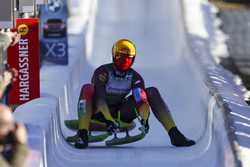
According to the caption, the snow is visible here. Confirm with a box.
[184,0,250,166]
[12,0,249,166]
[184,0,209,38]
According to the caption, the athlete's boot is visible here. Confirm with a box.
[74,129,88,149]
[168,127,195,147]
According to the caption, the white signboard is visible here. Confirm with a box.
[36,0,49,5]
[19,0,35,13]
[0,0,14,28]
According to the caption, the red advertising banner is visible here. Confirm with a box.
[7,18,40,105]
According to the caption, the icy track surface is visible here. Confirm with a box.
[36,0,234,167]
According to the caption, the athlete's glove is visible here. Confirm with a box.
[140,119,149,134]
[106,120,119,133]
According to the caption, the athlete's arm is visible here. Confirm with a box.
[91,66,116,123]
[132,72,150,123]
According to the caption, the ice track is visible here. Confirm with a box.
[14,0,237,167]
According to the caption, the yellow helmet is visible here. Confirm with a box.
[112,39,136,58]
[112,39,136,71]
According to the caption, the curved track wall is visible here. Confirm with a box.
[13,0,247,167]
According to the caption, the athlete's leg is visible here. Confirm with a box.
[145,87,176,131]
[75,84,95,148]
[146,87,195,147]
[78,84,95,130]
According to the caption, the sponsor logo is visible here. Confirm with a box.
[47,0,63,13]
[98,73,107,82]
[18,39,30,101]
[134,80,141,85]
[18,24,29,36]
[8,18,40,105]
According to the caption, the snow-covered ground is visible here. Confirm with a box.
[13,0,250,166]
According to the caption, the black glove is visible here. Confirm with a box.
[106,120,119,133]
[140,119,149,134]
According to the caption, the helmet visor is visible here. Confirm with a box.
[114,53,134,71]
